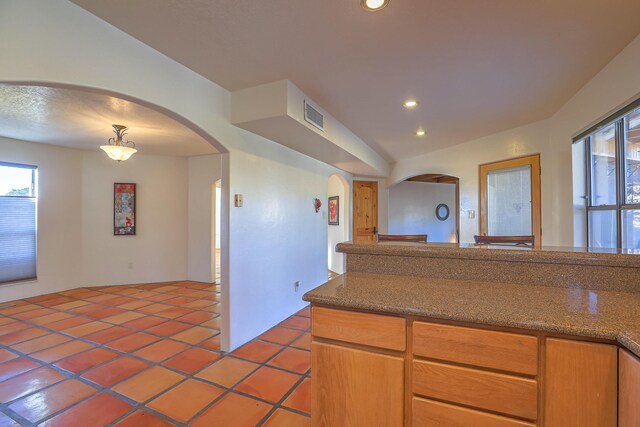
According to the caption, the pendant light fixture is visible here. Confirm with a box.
[100,124,137,162]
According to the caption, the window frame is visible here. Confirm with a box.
[581,105,640,249]
[0,161,38,284]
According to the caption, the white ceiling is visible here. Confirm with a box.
[71,0,640,161]
[0,85,218,157]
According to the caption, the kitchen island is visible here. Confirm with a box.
[304,242,640,427]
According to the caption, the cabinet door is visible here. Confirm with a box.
[311,341,404,427]
[620,349,640,427]
[544,339,617,427]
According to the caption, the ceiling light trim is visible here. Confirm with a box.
[360,0,390,12]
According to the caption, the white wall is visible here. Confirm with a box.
[389,181,457,243]
[557,34,640,246]
[11,0,638,350]
[81,151,188,286]
[391,120,550,243]
[187,154,223,283]
[391,33,640,247]
[0,136,83,301]
[227,136,343,348]
[0,0,349,350]
[0,136,193,302]
[327,174,348,274]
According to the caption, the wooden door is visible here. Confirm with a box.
[619,349,640,427]
[353,180,378,243]
[543,339,617,427]
[479,154,541,245]
[311,341,404,426]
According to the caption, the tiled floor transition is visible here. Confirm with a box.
[0,281,311,426]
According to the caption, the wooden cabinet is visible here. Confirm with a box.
[412,321,538,375]
[619,349,640,427]
[412,360,538,420]
[312,306,406,351]
[543,339,617,427]
[311,342,404,427]
[311,307,628,427]
[412,397,534,427]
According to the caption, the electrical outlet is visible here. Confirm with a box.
[294,281,300,292]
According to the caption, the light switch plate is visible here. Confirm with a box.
[234,194,243,207]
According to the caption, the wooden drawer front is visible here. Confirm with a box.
[413,321,538,375]
[312,342,404,427]
[544,339,617,427]
[412,360,538,421]
[620,349,640,427]
[412,397,535,427]
[312,307,406,351]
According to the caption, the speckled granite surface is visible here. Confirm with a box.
[338,242,640,292]
[303,272,640,358]
[336,241,640,268]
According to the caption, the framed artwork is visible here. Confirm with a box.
[114,183,136,235]
[328,196,339,225]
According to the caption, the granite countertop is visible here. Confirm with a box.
[336,241,640,268]
[303,272,640,358]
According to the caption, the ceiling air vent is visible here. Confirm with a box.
[304,100,324,131]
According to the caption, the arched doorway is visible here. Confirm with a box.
[327,174,350,275]
[388,174,460,243]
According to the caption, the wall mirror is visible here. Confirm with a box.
[436,203,450,221]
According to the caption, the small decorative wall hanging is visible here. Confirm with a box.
[436,203,450,221]
[313,198,322,213]
[114,183,136,235]
[328,196,339,225]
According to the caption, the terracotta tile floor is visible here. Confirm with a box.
[0,281,311,426]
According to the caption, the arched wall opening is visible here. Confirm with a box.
[0,81,228,154]
[327,174,351,275]
[0,80,232,349]
[388,174,460,243]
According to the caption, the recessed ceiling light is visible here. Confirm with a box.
[404,100,419,109]
[416,129,426,136]
[361,0,389,11]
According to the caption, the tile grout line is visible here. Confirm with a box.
[0,282,311,426]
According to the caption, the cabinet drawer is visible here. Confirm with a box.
[412,397,535,427]
[412,360,538,420]
[312,307,406,351]
[413,321,538,375]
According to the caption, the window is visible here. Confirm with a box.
[579,103,640,249]
[0,162,37,283]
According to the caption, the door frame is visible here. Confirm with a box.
[479,154,541,245]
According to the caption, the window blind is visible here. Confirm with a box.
[0,195,37,283]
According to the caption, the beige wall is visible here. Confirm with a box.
[0,136,83,301]
[390,120,551,243]
[327,174,350,274]
[391,33,640,246]
[187,154,224,283]
[80,151,189,286]
[0,136,197,302]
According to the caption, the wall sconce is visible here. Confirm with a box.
[313,198,322,213]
